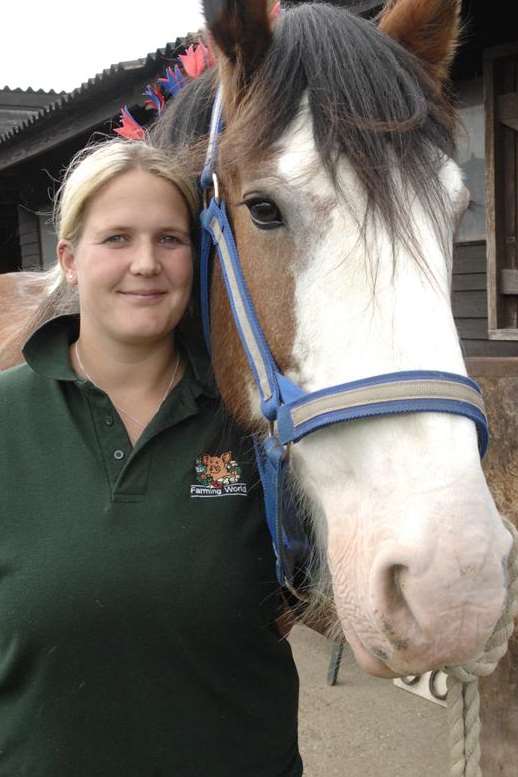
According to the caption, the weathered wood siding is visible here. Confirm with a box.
[453,241,518,355]
[453,76,518,355]
[485,43,518,337]
[38,214,58,270]
[17,206,41,270]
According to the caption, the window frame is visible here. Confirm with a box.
[485,42,518,341]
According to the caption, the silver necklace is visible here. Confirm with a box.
[74,342,181,430]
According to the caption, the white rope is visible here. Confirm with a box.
[445,518,518,777]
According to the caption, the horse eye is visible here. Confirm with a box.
[245,199,284,230]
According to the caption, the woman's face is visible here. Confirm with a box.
[59,168,193,346]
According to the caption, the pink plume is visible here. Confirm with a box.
[114,107,145,140]
[179,42,210,79]
[270,1,281,20]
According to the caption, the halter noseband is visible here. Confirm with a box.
[199,87,489,591]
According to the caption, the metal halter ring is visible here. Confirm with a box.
[202,173,221,209]
[212,173,220,205]
[268,421,291,464]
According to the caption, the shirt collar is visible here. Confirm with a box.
[22,314,218,399]
[23,314,80,382]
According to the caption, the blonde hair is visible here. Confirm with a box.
[56,139,197,242]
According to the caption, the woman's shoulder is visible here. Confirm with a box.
[0,365,62,456]
[0,361,35,383]
[0,363,44,404]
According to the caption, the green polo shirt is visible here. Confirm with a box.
[0,315,302,777]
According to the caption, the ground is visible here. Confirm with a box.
[289,625,448,777]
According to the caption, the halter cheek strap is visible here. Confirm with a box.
[199,87,489,588]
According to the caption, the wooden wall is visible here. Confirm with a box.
[17,206,41,270]
[454,241,518,355]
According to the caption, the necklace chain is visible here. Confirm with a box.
[74,343,181,429]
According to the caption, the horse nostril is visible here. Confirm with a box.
[370,556,418,646]
[377,562,408,610]
[390,564,406,604]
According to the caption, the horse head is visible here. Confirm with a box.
[174,0,512,677]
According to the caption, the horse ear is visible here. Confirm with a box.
[378,0,461,83]
[202,0,273,80]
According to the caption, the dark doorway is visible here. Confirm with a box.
[0,205,21,274]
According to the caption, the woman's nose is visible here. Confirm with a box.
[129,241,162,275]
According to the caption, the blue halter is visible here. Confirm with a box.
[199,88,489,591]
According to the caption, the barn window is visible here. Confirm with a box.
[485,42,518,340]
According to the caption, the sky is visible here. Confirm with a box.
[1,1,205,93]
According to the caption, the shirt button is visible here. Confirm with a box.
[113,449,125,461]
[104,415,114,427]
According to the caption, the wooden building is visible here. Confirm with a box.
[0,87,64,274]
[0,37,191,274]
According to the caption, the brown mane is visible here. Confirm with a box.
[0,273,49,370]
[0,271,77,370]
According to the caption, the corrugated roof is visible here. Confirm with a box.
[0,37,192,146]
[0,86,67,138]
[0,86,64,95]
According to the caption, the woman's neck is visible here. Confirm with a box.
[70,323,178,398]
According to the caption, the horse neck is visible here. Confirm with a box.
[0,272,51,370]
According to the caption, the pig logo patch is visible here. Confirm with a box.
[191,451,248,497]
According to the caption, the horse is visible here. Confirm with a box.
[0,271,48,369]
[170,0,512,673]
[1,0,516,772]
[155,0,517,771]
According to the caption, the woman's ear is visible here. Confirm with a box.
[57,240,78,286]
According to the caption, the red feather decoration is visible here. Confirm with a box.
[179,43,210,79]
[114,107,146,140]
[270,1,281,20]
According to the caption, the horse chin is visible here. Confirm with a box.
[345,630,400,679]
[344,621,456,679]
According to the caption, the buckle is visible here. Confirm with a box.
[202,172,221,211]
[268,421,291,464]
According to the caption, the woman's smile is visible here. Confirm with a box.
[118,289,168,303]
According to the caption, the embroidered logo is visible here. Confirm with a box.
[191,451,248,497]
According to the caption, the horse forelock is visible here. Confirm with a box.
[217,2,457,265]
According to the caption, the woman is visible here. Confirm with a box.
[0,139,302,777]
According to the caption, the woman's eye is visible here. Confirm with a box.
[104,234,127,244]
[160,235,182,245]
[245,199,284,230]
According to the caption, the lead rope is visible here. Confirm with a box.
[445,518,518,777]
